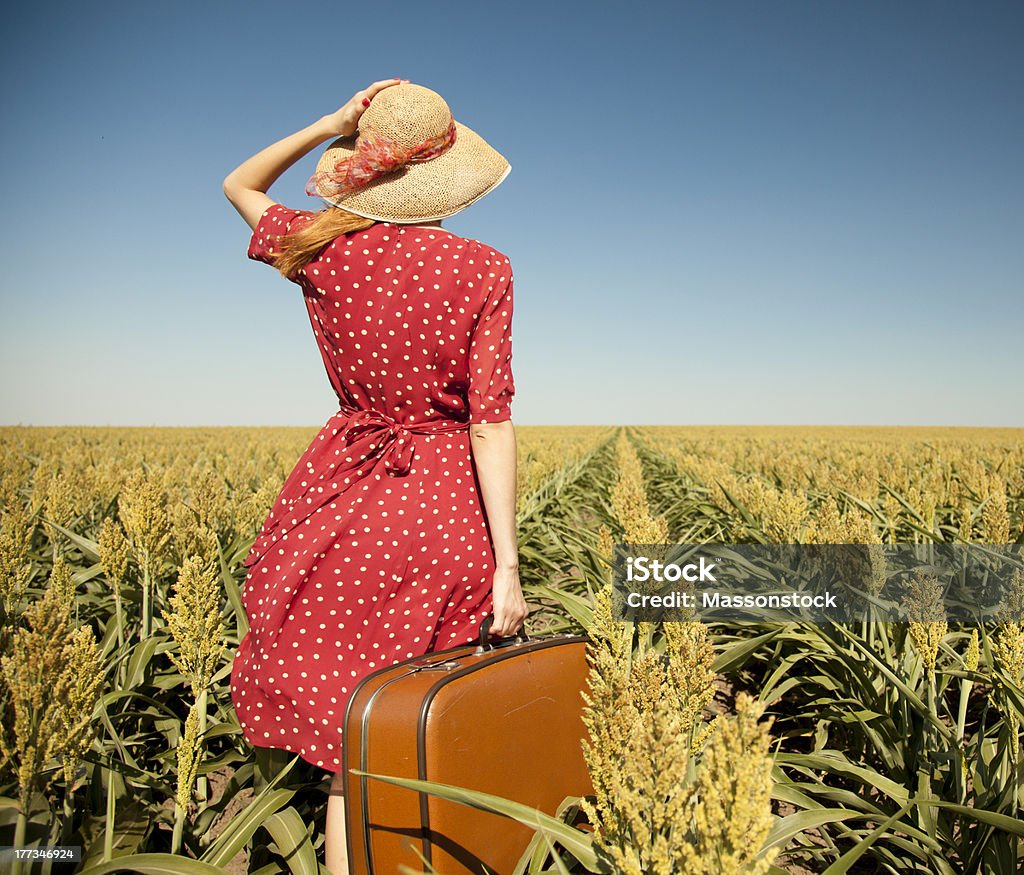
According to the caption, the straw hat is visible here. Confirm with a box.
[306,83,511,223]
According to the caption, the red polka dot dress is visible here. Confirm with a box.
[229,204,515,772]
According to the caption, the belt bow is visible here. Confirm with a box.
[336,405,468,477]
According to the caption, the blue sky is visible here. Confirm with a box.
[1,1,1021,427]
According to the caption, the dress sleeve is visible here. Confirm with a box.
[468,262,515,424]
[247,203,315,266]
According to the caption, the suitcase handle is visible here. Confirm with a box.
[476,614,529,652]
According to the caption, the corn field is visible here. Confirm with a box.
[1,423,1023,873]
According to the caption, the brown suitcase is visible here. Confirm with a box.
[342,616,595,875]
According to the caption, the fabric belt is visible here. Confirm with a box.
[336,405,469,476]
[241,404,469,570]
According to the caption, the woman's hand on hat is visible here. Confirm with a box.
[320,78,410,138]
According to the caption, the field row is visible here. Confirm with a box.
[0,424,1022,872]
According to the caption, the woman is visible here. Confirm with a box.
[223,78,529,874]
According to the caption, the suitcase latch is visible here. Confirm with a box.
[411,658,461,671]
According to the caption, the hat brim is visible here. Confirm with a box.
[313,121,511,222]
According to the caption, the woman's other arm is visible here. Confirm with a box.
[470,420,528,637]
[223,78,406,230]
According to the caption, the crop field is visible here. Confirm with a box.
[0,424,1022,873]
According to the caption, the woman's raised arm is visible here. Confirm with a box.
[223,78,406,230]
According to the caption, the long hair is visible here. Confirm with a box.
[270,207,377,280]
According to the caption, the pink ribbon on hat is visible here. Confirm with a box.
[306,118,457,200]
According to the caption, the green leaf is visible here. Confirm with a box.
[218,533,249,638]
[712,629,781,674]
[715,482,756,528]
[262,806,319,875]
[39,515,101,561]
[77,854,228,875]
[776,752,910,806]
[829,624,952,742]
[202,788,296,867]
[911,799,1024,836]
[762,808,863,851]
[538,830,573,875]
[525,583,594,630]
[821,803,914,874]
[351,770,599,871]
[124,635,164,690]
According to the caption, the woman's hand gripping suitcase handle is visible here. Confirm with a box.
[488,563,529,639]
[477,612,530,653]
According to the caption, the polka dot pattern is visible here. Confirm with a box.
[229,204,515,772]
